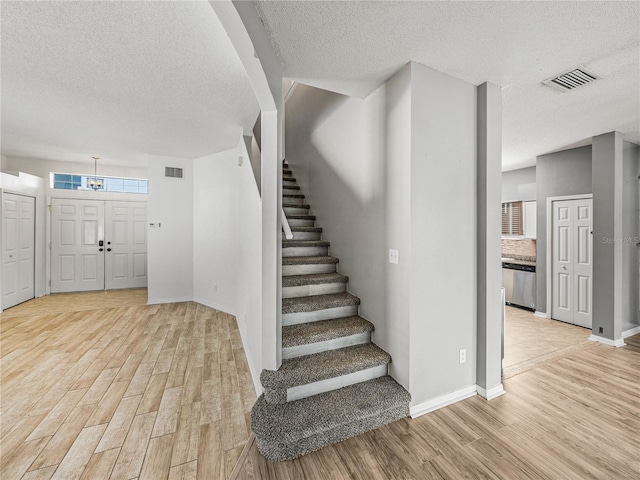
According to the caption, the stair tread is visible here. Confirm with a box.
[282,240,330,248]
[283,185,301,190]
[283,177,297,182]
[252,376,409,446]
[282,316,372,348]
[285,214,316,220]
[260,343,389,389]
[283,169,293,175]
[282,272,348,288]
[282,256,338,265]
[290,227,322,232]
[283,292,359,313]
[283,194,305,199]
[283,203,310,209]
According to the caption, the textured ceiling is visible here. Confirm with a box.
[1,1,259,168]
[255,1,640,171]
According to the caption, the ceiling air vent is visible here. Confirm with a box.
[165,167,183,178]
[543,67,601,92]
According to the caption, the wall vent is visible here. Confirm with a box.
[543,67,601,92]
[165,167,183,178]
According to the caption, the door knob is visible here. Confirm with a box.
[562,265,567,270]
[106,248,112,252]
[99,248,104,252]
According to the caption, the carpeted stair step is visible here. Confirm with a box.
[283,292,360,325]
[260,343,390,403]
[283,176,297,183]
[283,184,300,191]
[282,194,305,205]
[283,203,310,216]
[283,168,293,175]
[282,272,348,299]
[282,316,373,359]
[282,239,330,257]
[252,376,410,461]
[286,214,316,227]
[287,226,322,241]
[282,255,338,276]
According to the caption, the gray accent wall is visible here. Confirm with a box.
[502,166,536,202]
[535,145,592,314]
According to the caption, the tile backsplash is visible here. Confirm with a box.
[502,239,536,258]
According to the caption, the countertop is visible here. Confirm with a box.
[501,256,536,267]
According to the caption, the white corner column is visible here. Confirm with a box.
[476,82,505,399]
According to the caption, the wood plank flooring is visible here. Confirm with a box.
[234,328,640,478]
[1,290,255,480]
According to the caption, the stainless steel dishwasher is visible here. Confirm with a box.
[502,262,536,310]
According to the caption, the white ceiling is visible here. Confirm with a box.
[1,1,259,168]
[255,1,640,171]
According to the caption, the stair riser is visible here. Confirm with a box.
[283,206,310,216]
[282,282,346,299]
[253,402,409,462]
[282,332,371,360]
[282,196,304,205]
[286,231,321,241]
[282,246,328,257]
[283,305,358,326]
[283,179,297,186]
[287,364,388,402]
[287,218,315,228]
[282,264,336,276]
[283,187,299,194]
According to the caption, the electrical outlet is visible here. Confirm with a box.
[598,326,603,334]
[459,349,466,364]
[388,249,399,264]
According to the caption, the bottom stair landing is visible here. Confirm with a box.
[252,376,410,461]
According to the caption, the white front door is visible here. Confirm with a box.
[51,198,105,293]
[2,193,35,309]
[51,198,147,293]
[551,198,593,328]
[105,201,147,289]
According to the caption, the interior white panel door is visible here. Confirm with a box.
[2,193,35,309]
[51,199,105,292]
[551,198,592,328]
[105,201,147,289]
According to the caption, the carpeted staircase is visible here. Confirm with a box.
[251,162,411,461]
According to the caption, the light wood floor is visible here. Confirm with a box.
[234,325,640,478]
[503,306,592,378]
[3,292,640,479]
[1,290,255,480]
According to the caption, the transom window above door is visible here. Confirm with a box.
[51,173,148,194]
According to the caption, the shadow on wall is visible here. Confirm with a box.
[284,83,403,382]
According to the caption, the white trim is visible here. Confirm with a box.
[236,316,263,397]
[193,297,236,316]
[546,193,594,322]
[147,296,193,305]
[284,81,298,103]
[534,311,549,319]
[477,383,506,400]
[622,325,640,338]
[588,334,626,348]
[410,385,477,418]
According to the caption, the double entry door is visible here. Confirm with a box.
[51,198,147,293]
[551,197,593,328]
[2,193,35,309]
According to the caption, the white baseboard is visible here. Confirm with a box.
[588,334,626,348]
[410,385,477,418]
[622,325,640,339]
[534,311,548,319]
[477,383,506,400]
[193,297,236,316]
[235,317,263,397]
[147,296,193,305]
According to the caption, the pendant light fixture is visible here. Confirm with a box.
[88,156,103,190]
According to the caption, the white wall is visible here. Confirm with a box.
[0,172,47,309]
[409,63,478,402]
[193,149,240,313]
[192,139,263,393]
[147,156,194,304]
